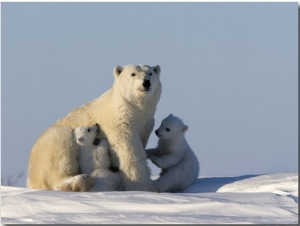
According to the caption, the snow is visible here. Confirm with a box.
[1,173,298,224]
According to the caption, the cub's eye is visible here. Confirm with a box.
[149,72,152,76]
[166,128,170,132]
[131,73,136,77]
[87,128,91,132]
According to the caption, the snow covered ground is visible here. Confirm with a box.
[1,173,298,224]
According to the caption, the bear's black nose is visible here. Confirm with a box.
[155,129,159,135]
[142,79,151,88]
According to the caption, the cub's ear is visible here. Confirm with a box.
[114,66,123,77]
[182,125,188,132]
[152,65,161,76]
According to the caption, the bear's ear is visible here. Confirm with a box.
[152,65,161,76]
[114,66,123,77]
[182,125,188,132]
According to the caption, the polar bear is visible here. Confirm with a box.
[74,124,122,191]
[146,114,199,192]
[27,64,161,192]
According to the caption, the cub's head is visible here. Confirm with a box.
[155,114,188,140]
[74,124,99,146]
[113,64,161,101]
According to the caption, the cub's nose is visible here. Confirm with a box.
[155,129,159,136]
[142,79,151,88]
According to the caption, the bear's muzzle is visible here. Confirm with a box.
[142,79,151,90]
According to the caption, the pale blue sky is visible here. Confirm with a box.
[1,3,298,186]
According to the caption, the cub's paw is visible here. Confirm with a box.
[54,174,93,192]
[81,174,90,180]
[72,174,94,192]
[150,156,162,167]
[70,174,94,191]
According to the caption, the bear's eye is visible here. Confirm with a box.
[149,72,152,76]
[87,128,91,132]
[166,128,170,132]
[131,73,136,77]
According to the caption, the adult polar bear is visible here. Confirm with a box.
[27,64,161,192]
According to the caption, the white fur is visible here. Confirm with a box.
[74,124,122,191]
[147,114,200,192]
[27,64,161,192]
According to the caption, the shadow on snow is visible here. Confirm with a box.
[185,175,261,193]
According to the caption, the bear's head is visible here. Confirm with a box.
[74,124,99,147]
[113,64,161,101]
[155,114,188,141]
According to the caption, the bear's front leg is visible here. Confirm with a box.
[111,133,156,192]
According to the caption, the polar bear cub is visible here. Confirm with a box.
[146,114,199,192]
[74,124,122,191]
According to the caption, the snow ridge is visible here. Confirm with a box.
[1,173,298,224]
